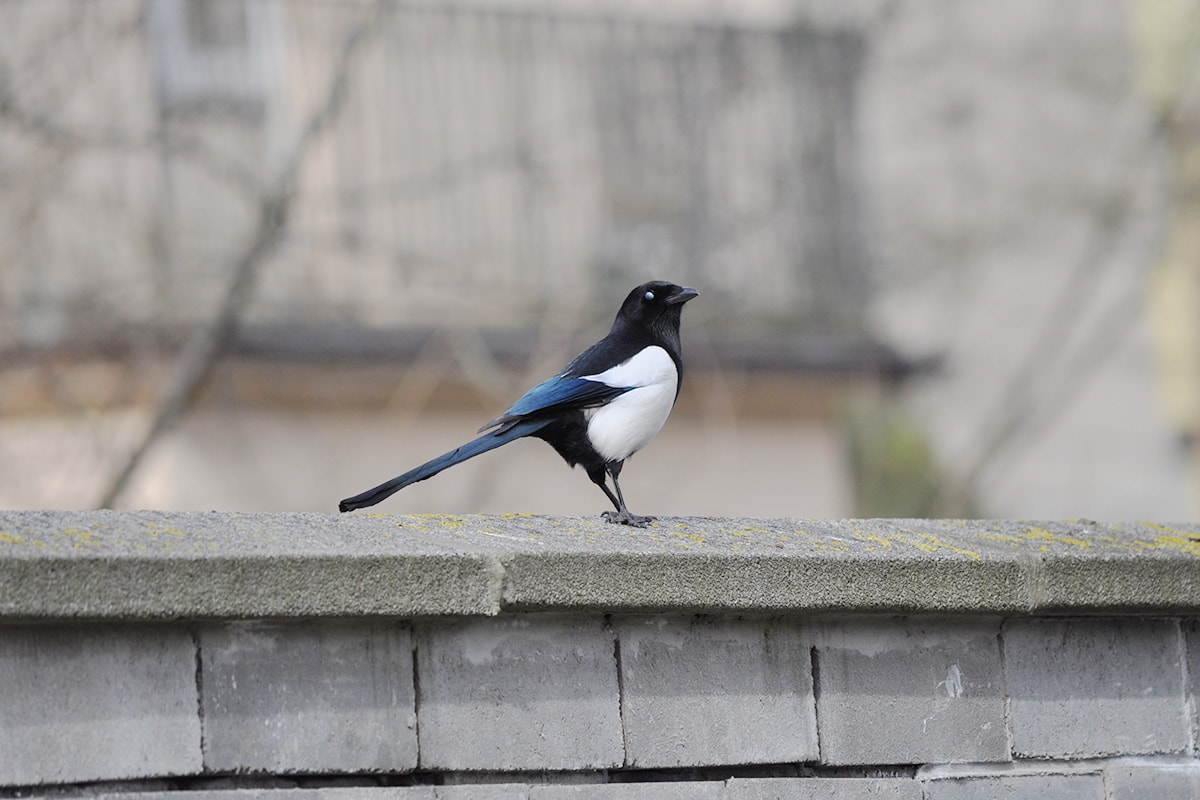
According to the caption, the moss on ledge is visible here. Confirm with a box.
[0,512,1197,621]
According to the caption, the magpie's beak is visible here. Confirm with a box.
[666,287,699,305]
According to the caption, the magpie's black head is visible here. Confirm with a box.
[614,280,699,346]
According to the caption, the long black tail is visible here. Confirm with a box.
[339,418,549,512]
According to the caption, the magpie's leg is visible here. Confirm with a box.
[587,464,623,512]
[596,480,622,512]
[600,460,655,528]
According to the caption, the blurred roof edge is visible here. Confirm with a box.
[1,323,935,381]
[2,318,939,383]
[429,0,833,30]
[230,322,935,380]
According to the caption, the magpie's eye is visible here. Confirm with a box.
[644,291,655,301]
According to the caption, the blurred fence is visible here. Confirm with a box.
[0,0,870,356]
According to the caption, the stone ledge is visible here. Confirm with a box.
[0,512,1198,620]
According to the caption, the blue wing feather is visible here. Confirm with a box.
[341,374,631,511]
[480,375,630,432]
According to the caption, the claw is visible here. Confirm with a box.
[601,509,656,528]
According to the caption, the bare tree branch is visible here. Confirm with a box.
[98,3,387,508]
[0,5,258,192]
[0,89,261,195]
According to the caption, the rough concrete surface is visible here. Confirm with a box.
[98,791,438,800]
[1187,619,1200,737]
[615,616,817,767]
[1,512,1198,620]
[415,616,623,771]
[1004,618,1190,758]
[0,624,202,786]
[435,786,531,800]
[3,513,1200,792]
[924,774,1104,800]
[200,622,417,773]
[1107,761,1200,800]
[813,619,1008,765]
[725,777,923,799]
[0,510,505,619]
[528,783,726,799]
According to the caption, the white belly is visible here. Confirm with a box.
[581,346,678,463]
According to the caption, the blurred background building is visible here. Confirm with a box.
[0,0,1195,519]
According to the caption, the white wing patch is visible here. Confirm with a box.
[581,346,678,463]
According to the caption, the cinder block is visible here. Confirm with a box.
[1107,762,1200,800]
[200,622,416,773]
[813,619,1008,765]
[439,774,598,789]
[436,786,530,800]
[1004,619,1189,758]
[615,616,817,767]
[416,615,623,771]
[1187,619,1200,738]
[0,624,202,786]
[726,777,922,799]
[529,783,725,799]
[100,791,437,800]
[925,774,1103,800]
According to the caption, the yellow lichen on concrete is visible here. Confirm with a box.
[904,535,939,553]
[669,530,706,546]
[425,514,466,528]
[1022,526,1091,549]
[902,533,981,561]
[1150,535,1200,558]
[395,513,468,533]
[976,532,1022,545]
[809,537,850,552]
[980,527,1093,551]
[844,528,981,560]
[62,528,100,549]
[850,529,894,549]
[0,532,56,550]
[144,523,186,537]
[1138,523,1200,558]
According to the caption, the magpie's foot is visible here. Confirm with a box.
[602,510,656,528]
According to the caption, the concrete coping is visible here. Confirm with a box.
[1,511,1198,621]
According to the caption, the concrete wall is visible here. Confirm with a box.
[2,512,1199,798]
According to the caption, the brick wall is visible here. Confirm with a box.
[1,513,1198,798]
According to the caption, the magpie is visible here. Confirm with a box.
[338,280,699,526]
